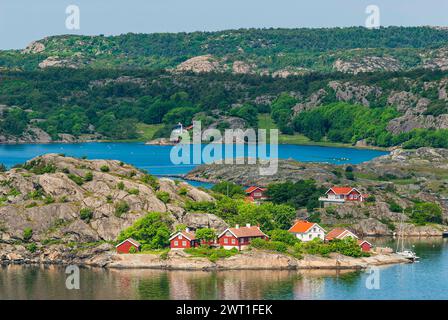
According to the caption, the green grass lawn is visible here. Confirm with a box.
[135,123,164,141]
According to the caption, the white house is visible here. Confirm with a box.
[288,220,326,242]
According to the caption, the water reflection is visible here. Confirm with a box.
[1,238,447,300]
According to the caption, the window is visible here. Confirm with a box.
[309,234,312,239]
[174,241,178,246]
[231,239,236,244]
[178,235,183,239]
[224,238,228,244]
[182,241,186,246]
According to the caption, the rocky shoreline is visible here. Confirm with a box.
[0,248,410,271]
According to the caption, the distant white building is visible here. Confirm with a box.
[288,220,326,242]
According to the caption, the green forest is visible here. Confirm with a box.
[1,27,448,148]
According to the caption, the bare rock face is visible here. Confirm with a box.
[232,61,255,74]
[421,48,448,71]
[176,55,221,73]
[328,81,382,107]
[334,56,402,74]
[38,56,78,69]
[181,213,228,232]
[22,41,46,54]
[0,154,218,250]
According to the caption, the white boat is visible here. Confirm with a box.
[397,250,419,261]
[396,211,419,262]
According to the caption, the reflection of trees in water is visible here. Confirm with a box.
[137,272,170,300]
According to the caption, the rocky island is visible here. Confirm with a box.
[0,154,411,269]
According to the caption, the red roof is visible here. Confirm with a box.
[116,238,141,248]
[289,220,316,233]
[328,187,356,195]
[219,226,267,239]
[245,186,266,194]
[325,228,358,241]
[358,239,372,247]
[169,230,196,241]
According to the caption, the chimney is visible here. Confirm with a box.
[235,224,239,229]
[246,223,251,228]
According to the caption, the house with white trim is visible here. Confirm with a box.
[288,220,326,242]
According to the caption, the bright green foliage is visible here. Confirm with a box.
[195,228,216,243]
[185,200,216,212]
[117,212,173,249]
[100,165,110,172]
[84,171,93,182]
[250,238,288,253]
[156,191,170,204]
[211,181,245,198]
[26,243,37,253]
[294,237,368,258]
[409,202,442,225]
[68,174,84,186]
[184,247,238,262]
[23,228,33,242]
[268,229,299,246]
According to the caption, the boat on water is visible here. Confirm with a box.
[396,211,419,262]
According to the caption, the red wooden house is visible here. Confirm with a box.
[319,187,367,206]
[217,224,268,250]
[358,240,373,252]
[245,186,267,203]
[116,238,141,254]
[169,229,200,249]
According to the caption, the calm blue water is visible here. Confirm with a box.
[0,143,387,176]
[0,238,445,300]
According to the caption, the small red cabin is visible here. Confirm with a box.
[217,224,268,250]
[245,186,267,202]
[169,230,199,249]
[358,240,373,252]
[116,238,141,254]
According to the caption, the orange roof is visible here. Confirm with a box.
[245,186,266,194]
[288,220,316,233]
[220,226,267,238]
[325,228,358,241]
[328,187,355,195]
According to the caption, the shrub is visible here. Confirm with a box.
[410,202,442,225]
[100,165,110,172]
[195,228,216,243]
[185,200,216,212]
[68,174,84,186]
[117,212,173,249]
[268,229,299,246]
[44,196,55,204]
[128,188,140,195]
[0,164,6,172]
[80,208,94,222]
[26,243,37,253]
[115,201,130,217]
[23,228,33,242]
[211,182,245,198]
[387,199,403,213]
[129,246,137,254]
[141,174,159,191]
[117,181,125,190]
[156,191,170,204]
[250,238,288,253]
[178,187,188,196]
[84,171,93,182]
